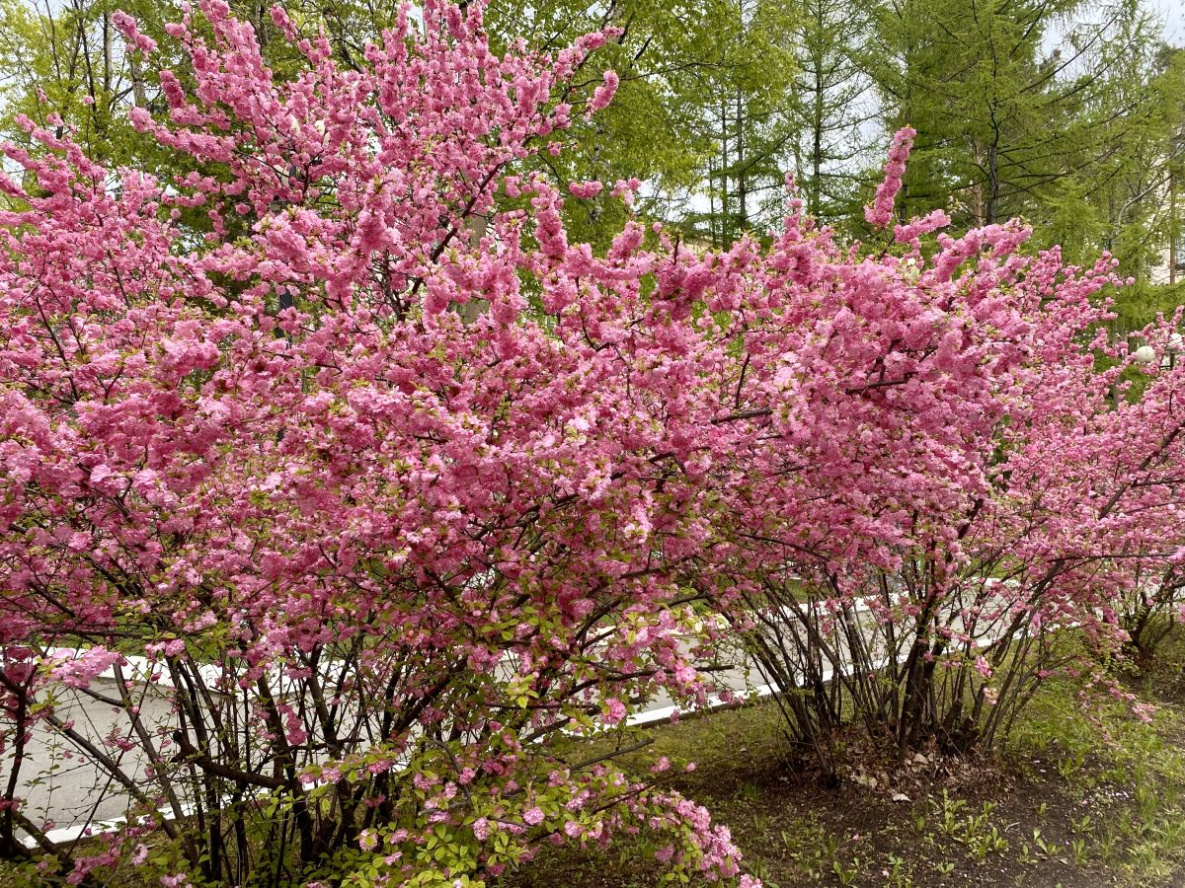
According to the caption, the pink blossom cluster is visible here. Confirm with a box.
[48,647,125,689]
[864,125,916,227]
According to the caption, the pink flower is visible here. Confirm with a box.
[51,648,125,690]
[523,807,545,826]
[864,127,916,227]
[588,70,619,115]
[603,698,627,725]
[569,181,604,199]
[894,209,950,244]
[110,10,157,53]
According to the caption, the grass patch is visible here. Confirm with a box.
[503,636,1185,888]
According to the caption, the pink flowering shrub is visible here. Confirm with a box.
[1121,562,1185,655]
[1109,322,1185,656]
[0,2,752,883]
[1,0,1180,883]
[711,223,1185,771]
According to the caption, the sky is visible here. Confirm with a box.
[1151,0,1184,45]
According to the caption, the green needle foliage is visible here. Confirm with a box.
[0,0,1182,293]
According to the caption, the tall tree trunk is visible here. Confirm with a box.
[809,0,824,218]
[736,88,748,229]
